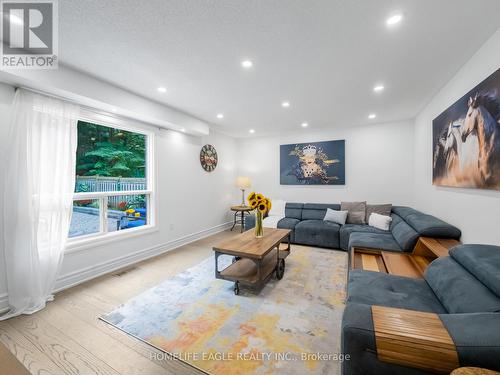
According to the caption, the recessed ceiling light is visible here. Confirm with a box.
[111,107,117,112]
[241,60,253,69]
[180,128,186,132]
[373,84,385,93]
[216,113,224,119]
[157,87,167,93]
[368,113,377,119]
[386,13,403,26]
[249,129,255,134]
[281,101,290,108]
[301,122,309,128]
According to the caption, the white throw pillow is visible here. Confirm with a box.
[368,213,392,231]
[268,199,286,217]
[323,208,348,225]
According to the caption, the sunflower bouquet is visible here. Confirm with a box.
[247,192,272,238]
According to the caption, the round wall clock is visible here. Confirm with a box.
[200,144,218,172]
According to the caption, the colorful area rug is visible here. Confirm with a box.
[101,246,347,374]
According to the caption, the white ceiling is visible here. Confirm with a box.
[59,0,500,137]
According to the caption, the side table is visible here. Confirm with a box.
[230,205,253,233]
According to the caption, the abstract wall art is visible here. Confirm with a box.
[280,140,345,185]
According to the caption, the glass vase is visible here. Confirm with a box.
[255,211,264,238]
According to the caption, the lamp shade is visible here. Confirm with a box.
[235,176,251,189]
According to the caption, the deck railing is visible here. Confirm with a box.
[75,176,147,208]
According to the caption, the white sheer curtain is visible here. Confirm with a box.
[1,89,79,320]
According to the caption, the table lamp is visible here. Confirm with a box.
[235,176,252,206]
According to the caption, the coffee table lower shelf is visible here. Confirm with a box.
[216,248,290,295]
[220,253,277,284]
[213,229,292,295]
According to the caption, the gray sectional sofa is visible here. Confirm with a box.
[342,244,500,374]
[244,203,461,252]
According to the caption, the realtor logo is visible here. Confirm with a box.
[1,0,58,69]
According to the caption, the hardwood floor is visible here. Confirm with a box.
[0,340,30,375]
[0,229,238,375]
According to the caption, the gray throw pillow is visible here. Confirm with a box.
[323,208,348,225]
[365,204,392,223]
[340,201,367,224]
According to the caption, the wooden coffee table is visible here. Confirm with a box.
[213,228,291,295]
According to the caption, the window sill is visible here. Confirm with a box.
[65,224,158,254]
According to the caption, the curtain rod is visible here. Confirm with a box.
[18,86,170,132]
[20,86,121,116]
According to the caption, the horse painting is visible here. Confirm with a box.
[432,68,500,190]
[461,93,500,186]
[433,122,460,177]
[433,120,480,187]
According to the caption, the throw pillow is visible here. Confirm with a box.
[340,201,367,224]
[365,203,392,222]
[323,208,348,225]
[368,213,392,231]
[268,199,286,217]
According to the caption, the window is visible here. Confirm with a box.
[68,117,155,244]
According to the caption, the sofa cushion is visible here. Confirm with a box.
[365,203,392,223]
[341,201,367,224]
[348,232,402,252]
[339,224,389,251]
[450,244,500,298]
[425,256,500,313]
[284,202,303,220]
[392,206,461,239]
[390,213,419,251]
[301,203,341,220]
[294,219,340,249]
[347,270,446,313]
[323,208,348,225]
[368,213,392,231]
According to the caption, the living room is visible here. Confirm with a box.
[0,1,499,375]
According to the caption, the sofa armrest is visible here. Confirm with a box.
[440,313,500,372]
[342,304,453,375]
[341,303,377,375]
[371,305,460,374]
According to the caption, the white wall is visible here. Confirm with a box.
[237,121,415,206]
[0,82,237,310]
[413,28,500,245]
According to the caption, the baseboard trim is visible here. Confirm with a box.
[53,221,233,293]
